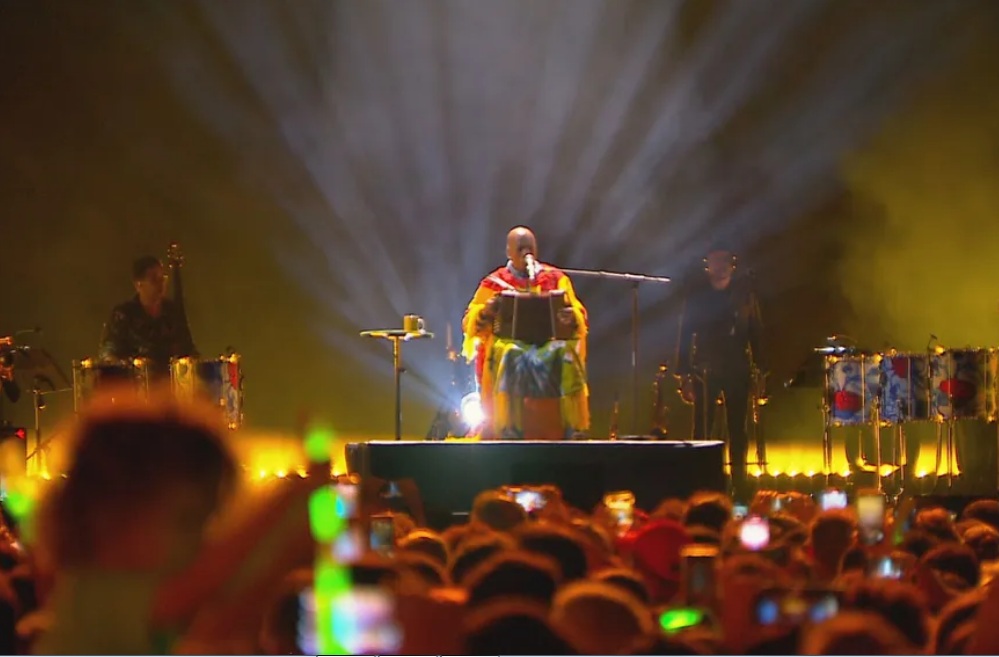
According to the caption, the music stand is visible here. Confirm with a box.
[559,267,671,434]
[360,329,434,441]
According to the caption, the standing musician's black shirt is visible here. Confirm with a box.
[676,277,763,377]
[98,296,197,373]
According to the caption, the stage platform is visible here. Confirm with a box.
[345,439,726,529]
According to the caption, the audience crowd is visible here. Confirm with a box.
[3,391,999,654]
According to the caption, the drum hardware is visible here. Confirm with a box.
[650,363,670,438]
[361,321,434,442]
[170,353,244,430]
[749,361,769,475]
[25,379,73,477]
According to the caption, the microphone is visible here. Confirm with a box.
[524,253,539,282]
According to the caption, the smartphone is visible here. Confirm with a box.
[755,588,839,626]
[732,503,749,520]
[513,488,546,512]
[740,515,770,552]
[681,544,718,608]
[659,607,706,634]
[819,488,848,511]
[332,525,365,562]
[869,555,903,579]
[604,490,636,534]
[335,482,360,519]
[370,514,396,556]
[856,490,886,546]
[331,587,403,654]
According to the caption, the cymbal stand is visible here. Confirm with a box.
[821,366,833,484]
[871,395,883,493]
[25,384,72,477]
[748,354,768,475]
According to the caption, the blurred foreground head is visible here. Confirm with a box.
[38,386,237,572]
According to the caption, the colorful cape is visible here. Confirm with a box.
[461,262,589,438]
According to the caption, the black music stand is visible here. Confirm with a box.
[559,267,671,434]
[360,329,434,442]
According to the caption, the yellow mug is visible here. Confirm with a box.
[403,314,425,333]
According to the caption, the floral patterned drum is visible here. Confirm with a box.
[929,348,997,421]
[824,354,881,426]
[878,351,931,424]
[170,354,243,430]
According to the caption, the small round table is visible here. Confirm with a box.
[360,329,434,441]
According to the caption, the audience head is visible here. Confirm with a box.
[464,551,561,608]
[962,498,999,531]
[551,580,654,655]
[471,490,528,532]
[914,506,960,542]
[39,393,236,572]
[515,523,589,582]
[684,491,732,533]
[808,510,857,577]
[449,533,516,586]
[801,611,916,655]
[398,529,448,566]
[464,599,576,655]
[842,578,930,648]
[963,522,999,561]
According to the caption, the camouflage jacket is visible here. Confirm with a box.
[97,296,198,371]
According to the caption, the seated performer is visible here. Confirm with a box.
[98,255,198,377]
[461,226,589,439]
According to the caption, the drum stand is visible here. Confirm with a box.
[360,328,433,442]
[934,420,957,490]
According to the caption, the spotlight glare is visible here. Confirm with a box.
[460,392,485,431]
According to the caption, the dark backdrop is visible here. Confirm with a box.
[2,1,998,446]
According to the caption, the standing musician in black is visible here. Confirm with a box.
[674,245,765,499]
[98,254,198,377]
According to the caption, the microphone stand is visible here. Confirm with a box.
[559,266,672,435]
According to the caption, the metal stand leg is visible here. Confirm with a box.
[947,421,955,489]
[392,337,403,442]
[872,401,883,492]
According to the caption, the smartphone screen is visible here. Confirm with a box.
[755,589,839,626]
[819,489,848,511]
[740,515,770,551]
[870,555,903,579]
[335,483,359,519]
[681,544,718,608]
[370,515,396,556]
[856,491,885,546]
[332,525,365,562]
[514,489,546,512]
[732,503,749,520]
[604,490,636,534]
[331,587,403,654]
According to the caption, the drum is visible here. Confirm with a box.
[824,354,881,426]
[929,348,997,421]
[879,351,931,423]
[170,354,243,430]
[72,358,150,411]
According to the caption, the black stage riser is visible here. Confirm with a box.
[345,440,726,530]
